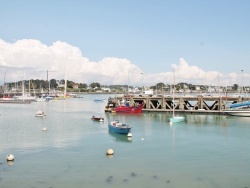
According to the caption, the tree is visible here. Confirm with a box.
[156,82,165,90]
[232,84,238,91]
[79,83,87,88]
[90,82,101,88]
[50,79,58,89]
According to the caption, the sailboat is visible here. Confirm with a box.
[35,90,46,118]
[54,68,69,100]
[169,71,185,123]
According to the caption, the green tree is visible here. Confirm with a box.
[90,82,101,88]
[79,83,87,88]
[50,79,58,89]
[232,84,238,91]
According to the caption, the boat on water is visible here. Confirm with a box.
[169,71,185,123]
[223,101,250,117]
[114,102,144,113]
[223,109,250,117]
[91,115,104,122]
[104,97,144,113]
[0,96,31,104]
[108,120,132,134]
[170,116,185,123]
[35,110,46,117]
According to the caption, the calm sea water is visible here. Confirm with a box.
[0,94,250,188]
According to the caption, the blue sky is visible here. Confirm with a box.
[0,0,250,86]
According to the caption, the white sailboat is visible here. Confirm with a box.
[169,71,185,123]
[54,68,68,100]
[35,90,46,118]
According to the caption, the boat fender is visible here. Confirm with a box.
[106,149,114,155]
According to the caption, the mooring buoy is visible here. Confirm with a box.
[6,154,14,161]
[127,132,132,137]
[106,149,114,155]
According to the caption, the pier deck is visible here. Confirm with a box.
[115,95,249,114]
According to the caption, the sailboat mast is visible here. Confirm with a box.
[172,71,175,117]
[3,72,6,95]
[64,68,67,98]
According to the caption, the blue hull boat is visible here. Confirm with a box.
[108,120,132,134]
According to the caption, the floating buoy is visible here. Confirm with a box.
[6,154,14,161]
[42,127,47,131]
[141,137,144,141]
[127,137,132,141]
[169,122,173,126]
[106,149,114,155]
[127,132,132,137]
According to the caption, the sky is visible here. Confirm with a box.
[0,0,250,87]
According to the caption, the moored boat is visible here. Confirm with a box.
[35,110,46,117]
[108,120,132,134]
[91,115,104,122]
[170,116,185,123]
[223,101,250,117]
[0,96,31,104]
[223,108,250,117]
[169,71,185,123]
[114,102,144,113]
[104,97,144,113]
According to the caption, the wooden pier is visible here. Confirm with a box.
[117,95,249,114]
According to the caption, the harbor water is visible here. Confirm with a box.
[0,94,250,188]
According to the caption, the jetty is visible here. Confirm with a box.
[114,94,250,114]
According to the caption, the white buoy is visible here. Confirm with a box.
[141,137,144,141]
[127,137,132,141]
[169,122,173,126]
[106,149,114,155]
[6,154,14,161]
[42,127,47,131]
[127,132,132,137]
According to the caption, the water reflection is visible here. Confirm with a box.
[7,161,14,166]
[108,131,132,143]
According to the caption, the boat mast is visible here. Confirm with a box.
[64,68,67,98]
[3,72,6,96]
[172,70,175,118]
[127,71,129,95]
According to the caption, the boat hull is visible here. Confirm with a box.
[223,110,250,117]
[108,121,132,134]
[114,103,144,113]
[170,116,185,123]
[0,99,31,104]
[91,117,104,121]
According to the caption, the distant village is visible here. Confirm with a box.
[0,78,248,96]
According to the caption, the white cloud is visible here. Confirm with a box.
[0,39,245,87]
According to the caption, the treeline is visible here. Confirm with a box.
[3,79,241,93]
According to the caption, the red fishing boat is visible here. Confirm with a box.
[114,102,144,113]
